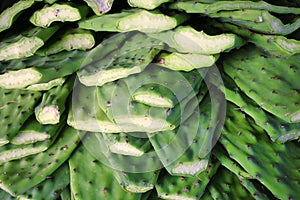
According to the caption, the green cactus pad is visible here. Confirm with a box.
[213,145,271,200]
[68,82,121,133]
[30,3,89,28]
[26,77,66,91]
[220,103,300,200]
[78,32,163,87]
[123,64,204,108]
[212,21,300,56]
[0,126,81,196]
[170,0,300,14]
[11,115,65,145]
[209,9,300,35]
[97,77,199,133]
[84,132,162,173]
[39,29,95,56]
[148,26,244,54]
[222,73,300,142]
[224,45,300,123]
[82,0,114,15]
[81,132,160,193]
[9,114,65,154]
[157,52,217,71]
[0,50,86,89]
[0,26,59,61]
[16,163,69,200]
[35,76,74,124]
[208,167,254,200]
[97,132,150,156]
[0,88,41,144]
[149,93,224,176]
[79,9,188,33]
[128,0,171,10]
[155,160,220,200]
[0,0,35,33]
[69,142,142,200]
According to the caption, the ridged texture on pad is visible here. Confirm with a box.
[220,103,300,200]
[224,45,300,123]
[0,127,81,196]
[213,145,272,200]
[208,167,254,200]
[0,88,41,144]
[222,73,300,142]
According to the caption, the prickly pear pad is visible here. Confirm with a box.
[224,45,300,123]
[0,88,41,144]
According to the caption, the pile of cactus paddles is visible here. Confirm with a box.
[0,0,299,199]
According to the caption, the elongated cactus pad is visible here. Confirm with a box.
[123,64,204,108]
[26,77,66,91]
[0,25,59,61]
[209,9,300,35]
[170,0,300,14]
[220,103,300,200]
[78,32,163,86]
[79,9,188,33]
[213,145,271,200]
[11,115,65,145]
[208,167,254,200]
[149,93,223,176]
[222,73,300,142]
[30,3,89,28]
[212,21,300,56]
[0,0,35,33]
[0,88,41,144]
[224,45,300,123]
[0,126,81,196]
[148,26,244,54]
[157,52,217,71]
[0,50,86,89]
[16,163,70,200]
[68,82,121,133]
[69,142,142,200]
[39,29,95,56]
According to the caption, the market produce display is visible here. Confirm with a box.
[0,0,299,199]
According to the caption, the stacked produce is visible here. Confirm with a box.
[0,0,299,199]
